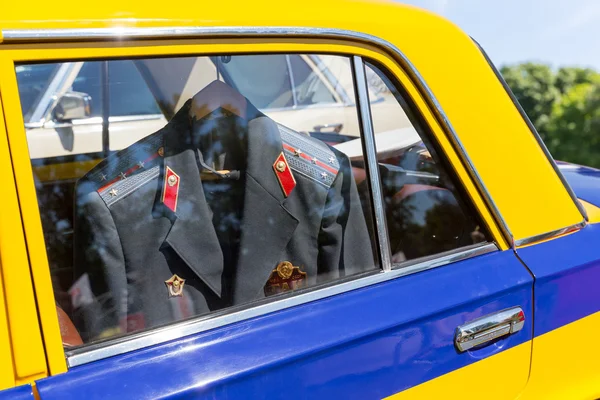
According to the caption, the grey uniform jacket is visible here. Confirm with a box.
[73,99,374,341]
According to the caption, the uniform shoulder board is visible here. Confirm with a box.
[79,133,164,207]
[277,124,340,188]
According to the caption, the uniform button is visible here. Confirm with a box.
[168,175,178,186]
[276,160,286,172]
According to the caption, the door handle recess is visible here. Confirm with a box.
[313,123,343,133]
[455,307,525,352]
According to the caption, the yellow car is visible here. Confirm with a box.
[0,0,598,399]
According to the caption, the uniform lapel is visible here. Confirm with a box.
[156,101,299,303]
[157,101,225,297]
[233,114,299,304]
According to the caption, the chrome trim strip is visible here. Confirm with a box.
[1,27,360,42]
[514,220,586,247]
[352,55,392,272]
[43,116,103,128]
[66,242,497,367]
[472,39,589,224]
[24,122,44,129]
[2,25,513,244]
[265,102,345,113]
[109,114,165,123]
[41,114,164,129]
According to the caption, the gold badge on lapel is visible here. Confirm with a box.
[264,261,307,296]
[165,274,186,297]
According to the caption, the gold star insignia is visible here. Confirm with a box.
[165,274,186,297]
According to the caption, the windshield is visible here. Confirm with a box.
[16,63,59,123]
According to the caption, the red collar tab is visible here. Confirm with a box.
[273,152,296,197]
[162,166,180,212]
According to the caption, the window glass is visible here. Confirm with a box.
[219,55,294,109]
[109,60,161,117]
[72,62,103,118]
[289,55,337,106]
[17,54,378,350]
[15,64,59,122]
[362,61,489,264]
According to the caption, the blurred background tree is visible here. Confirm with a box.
[501,64,600,168]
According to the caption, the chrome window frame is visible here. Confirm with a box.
[352,55,392,271]
[3,26,509,367]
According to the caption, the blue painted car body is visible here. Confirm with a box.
[36,250,533,399]
[558,161,600,207]
[518,223,600,336]
[0,384,33,400]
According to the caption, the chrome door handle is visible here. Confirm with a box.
[455,307,525,352]
[313,123,343,133]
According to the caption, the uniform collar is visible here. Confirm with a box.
[160,99,290,204]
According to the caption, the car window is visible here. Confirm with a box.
[108,60,161,117]
[16,53,490,358]
[362,61,489,264]
[17,53,379,350]
[15,64,59,122]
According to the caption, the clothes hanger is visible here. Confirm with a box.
[197,160,241,181]
[189,58,248,180]
[189,80,248,121]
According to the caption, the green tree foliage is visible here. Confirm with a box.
[500,63,559,135]
[555,67,598,94]
[547,79,600,167]
[500,63,600,168]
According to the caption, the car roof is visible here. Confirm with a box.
[0,0,448,37]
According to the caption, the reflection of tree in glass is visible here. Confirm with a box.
[387,189,480,262]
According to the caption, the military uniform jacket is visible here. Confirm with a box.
[73,99,374,341]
